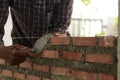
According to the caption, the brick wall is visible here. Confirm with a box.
[0,37,117,80]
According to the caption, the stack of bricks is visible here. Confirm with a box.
[0,36,117,80]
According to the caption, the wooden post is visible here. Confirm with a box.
[117,0,120,80]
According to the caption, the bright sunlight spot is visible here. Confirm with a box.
[67,0,118,37]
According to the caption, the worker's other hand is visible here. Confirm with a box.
[0,44,36,65]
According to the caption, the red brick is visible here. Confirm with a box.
[99,73,115,80]
[86,53,113,64]
[0,58,5,65]
[43,78,50,80]
[19,61,32,69]
[2,69,12,77]
[73,37,97,46]
[71,70,95,80]
[51,37,70,45]
[41,50,59,59]
[62,51,82,61]
[0,77,5,80]
[51,67,70,76]
[13,72,25,80]
[99,37,114,47]
[33,64,49,72]
[26,75,41,80]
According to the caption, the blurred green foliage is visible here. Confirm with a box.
[81,0,91,6]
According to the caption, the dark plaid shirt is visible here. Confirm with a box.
[0,0,73,47]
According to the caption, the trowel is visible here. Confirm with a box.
[32,34,52,54]
[32,32,68,54]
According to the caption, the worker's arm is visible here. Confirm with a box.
[49,0,74,33]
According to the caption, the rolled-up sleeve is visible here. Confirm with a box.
[49,0,74,33]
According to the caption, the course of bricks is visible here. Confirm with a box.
[0,36,117,80]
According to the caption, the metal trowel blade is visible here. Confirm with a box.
[33,34,51,54]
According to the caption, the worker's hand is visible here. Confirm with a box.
[52,32,68,37]
[0,44,36,65]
